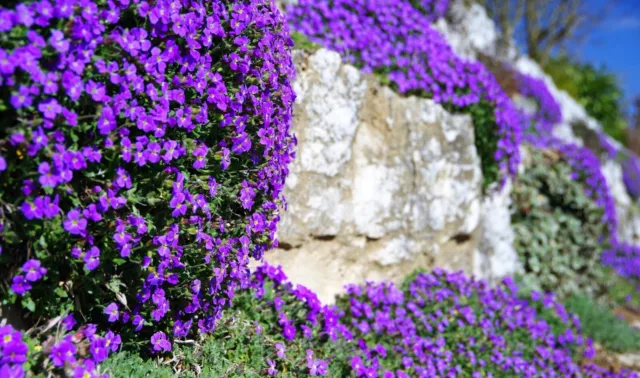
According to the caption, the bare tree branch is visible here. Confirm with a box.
[476,0,613,65]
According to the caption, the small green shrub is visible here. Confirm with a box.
[291,31,320,52]
[512,148,610,298]
[563,295,640,354]
[467,101,502,189]
[543,56,627,143]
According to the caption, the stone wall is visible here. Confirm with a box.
[260,1,640,303]
[262,49,483,303]
[437,0,640,245]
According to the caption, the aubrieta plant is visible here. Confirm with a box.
[0,0,296,354]
[286,0,524,188]
[104,262,354,377]
[335,269,634,378]
[515,72,562,136]
[621,153,640,200]
[512,68,618,238]
[105,263,639,377]
[1,314,118,377]
[603,242,640,281]
[525,136,618,237]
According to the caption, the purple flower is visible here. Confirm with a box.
[0,155,6,172]
[239,182,255,210]
[86,80,106,102]
[38,162,58,188]
[83,246,100,271]
[104,330,121,352]
[275,342,286,359]
[104,302,119,322]
[0,364,24,378]
[150,331,171,353]
[10,275,31,295]
[50,338,77,367]
[21,201,42,220]
[89,337,108,363]
[62,314,76,331]
[63,209,87,235]
[38,98,62,119]
[192,144,208,169]
[2,338,28,364]
[115,167,132,189]
[267,359,277,375]
[169,192,187,217]
[220,147,231,170]
[22,259,46,282]
[282,324,296,341]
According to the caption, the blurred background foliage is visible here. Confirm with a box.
[543,55,628,143]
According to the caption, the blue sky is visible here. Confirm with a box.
[580,0,640,116]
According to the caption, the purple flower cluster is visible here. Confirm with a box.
[515,72,562,136]
[10,259,47,295]
[622,154,640,200]
[340,270,616,377]
[249,263,636,377]
[599,131,619,160]
[526,135,618,234]
[249,263,341,376]
[286,0,524,181]
[408,0,450,18]
[0,325,28,378]
[1,315,118,378]
[0,0,295,351]
[603,242,640,281]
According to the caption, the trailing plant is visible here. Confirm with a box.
[515,72,563,136]
[621,153,640,200]
[286,0,525,189]
[104,263,351,377]
[1,313,118,377]
[0,0,296,354]
[103,263,636,377]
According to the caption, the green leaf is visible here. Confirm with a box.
[23,297,36,312]
[113,258,127,266]
[55,287,68,298]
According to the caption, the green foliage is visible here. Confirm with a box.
[564,295,640,353]
[511,148,610,299]
[102,282,351,377]
[544,56,627,143]
[602,267,640,308]
[468,101,501,189]
[291,31,320,52]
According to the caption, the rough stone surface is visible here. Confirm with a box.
[434,1,516,62]
[438,0,638,242]
[601,160,634,239]
[474,181,521,282]
[263,49,483,303]
[621,205,640,245]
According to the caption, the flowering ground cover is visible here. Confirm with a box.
[102,263,638,377]
[622,154,640,200]
[0,0,296,374]
[2,0,640,376]
[286,0,524,188]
